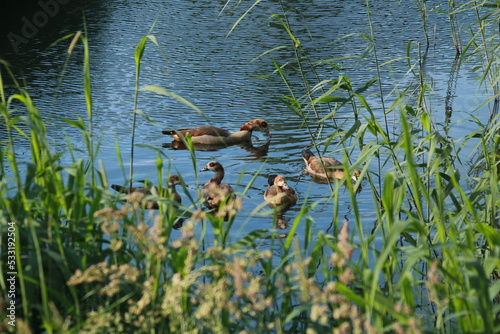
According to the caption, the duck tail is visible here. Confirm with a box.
[111,184,126,193]
[267,174,278,186]
[301,148,315,161]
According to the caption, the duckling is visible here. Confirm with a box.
[263,175,297,211]
[162,119,270,145]
[111,175,183,209]
[200,161,235,211]
[302,149,360,181]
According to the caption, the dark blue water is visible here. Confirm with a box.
[0,1,489,246]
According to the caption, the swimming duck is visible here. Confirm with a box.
[302,149,361,180]
[263,175,297,211]
[200,161,235,210]
[111,175,182,209]
[162,119,270,145]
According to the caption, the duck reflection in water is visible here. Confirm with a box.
[164,138,270,158]
[309,175,363,193]
[273,217,289,230]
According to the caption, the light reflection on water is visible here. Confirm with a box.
[0,1,491,248]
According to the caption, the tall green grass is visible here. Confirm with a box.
[0,1,499,333]
[258,1,500,333]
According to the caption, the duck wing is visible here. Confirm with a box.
[202,182,234,209]
[264,185,278,200]
[163,126,232,138]
[321,157,342,168]
[308,156,341,171]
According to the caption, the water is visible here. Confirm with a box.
[0,1,490,245]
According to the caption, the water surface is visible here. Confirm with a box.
[0,1,489,246]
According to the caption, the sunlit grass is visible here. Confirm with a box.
[0,1,499,333]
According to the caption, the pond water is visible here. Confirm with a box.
[0,1,490,246]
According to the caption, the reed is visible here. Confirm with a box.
[0,1,499,333]
[129,33,159,189]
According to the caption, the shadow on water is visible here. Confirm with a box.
[305,174,363,195]
[444,54,461,131]
[0,1,105,65]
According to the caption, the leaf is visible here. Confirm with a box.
[354,77,379,95]
[227,0,263,37]
[317,96,350,103]
[467,260,495,333]
[360,33,373,42]
[284,304,312,324]
[269,22,286,30]
[354,93,372,113]
[230,229,270,250]
[46,32,79,49]
[382,172,395,216]
[405,105,416,116]
[250,46,288,63]
[134,109,158,124]
[270,14,300,48]
[420,112,431,132]
[59,117,86,130]
[141,84,205,117]
[135,36,148,65]
[146,34,159,46]
[344,120,361,141]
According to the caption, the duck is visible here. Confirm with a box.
[162,119,270,145]
[200,161,235,211]
[263,175,297,211]
[302,149,361,181]
[111,175,183,209]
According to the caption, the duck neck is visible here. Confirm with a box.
[239,120,255,133]
[210,170,224,184]
[228,131,252,142]
[275,185,284,194]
